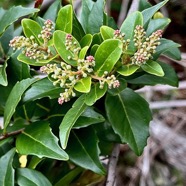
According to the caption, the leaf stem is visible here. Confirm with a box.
[0,128,24,140]
[106,143,120,186]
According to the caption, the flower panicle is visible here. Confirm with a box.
[9,19,54,61]
[131,25,163,65]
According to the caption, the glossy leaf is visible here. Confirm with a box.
[0,148,15,186]
[0,60,8,86]
[16,121,69,161]
[72,12,85,41]
[163,47,181,61]
[54,167,83,186]
[85,83,107,106]
[141,60,164,77]
[100,26,114,40]
[53,30,81,66]
[80,34,93,48]
[56,5,73,33]
[94,39,123,76]
[0,6,39,36]
[22,19,43,44]
[7,51,31,84]
[154,38,181,60]
[90,44,99,56]
[73,107,105,129]
[126,61,178,87]
[105,88,152,155]
[81,0,104,34]
[146,18,171,36]
[66,127,106,175]
[117,65,140,76]
[142,0,169,27]
[17,168,52,186]
[0,25,14,54]
[17,52,58,66]
[139,0,152,11]
[59,95,87,149]
[79,46,89,59]
[120,11,143,51]
[43,0,61,22]
[3,78,38,130]
[74,77,91,93]
[22,78,62,103]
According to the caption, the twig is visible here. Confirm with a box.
[0,128,24,140]
[106,144,120,186]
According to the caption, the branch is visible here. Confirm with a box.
[0,128,24,140]
[106,144,120,186]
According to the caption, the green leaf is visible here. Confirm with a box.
[74,77,91,93]
[106,88,152,155]
[146,18,171,36]
[80,34,93,48]
[154,38,181,60]
[0,148,15,186]
[22,78,62,103]
[79,46,89,59]
[53,30,81,66]
[126,61,178,87]
[90,44,99,56]
[17,52,58,66]
[100,26,114,40]
[80,0,93,33]
[163,47,181,61]
[94,39,123,76]
[3,78,38,131]
[120,11,143,51]
[138,0,152,11]
[22,19,43,44]
[16,121,69,161]
[56,5,73,33]
[142,0,169,27]
[0,138,13,157]
[117,65,140,76]
[80,0,104,34]
[43,0,61,22]
[0,6,39,36]
[85,83,107,106]
[141,60,164,76]
[73,107,105,129]
[72,12,85,41]
[17,168,52,186]
[92,33,103,45]
[0,25,14,54]
[0,60,8,86]
[7,51,31,84]
[59,95,87,149]
[66,127,106,175]
[54,167,83,186]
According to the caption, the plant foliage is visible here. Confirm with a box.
[0,0,181,185]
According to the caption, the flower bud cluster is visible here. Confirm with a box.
[38,19,54,46]
[98,71,120,89]
[77,56,95,78]
[9,20,54,61]
[131,25,163,65]
[65,34,81,61]
[113,30,130,51]
[40,62,77,104]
